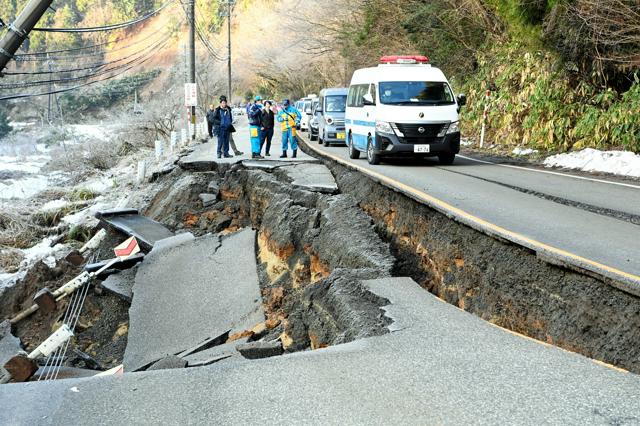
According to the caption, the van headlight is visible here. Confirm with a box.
[376,121,393,134]
[446,121,460,134]
[326,117,334,125]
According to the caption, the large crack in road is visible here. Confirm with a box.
[2,132,640,424]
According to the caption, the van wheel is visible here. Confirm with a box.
[367,137,380,165]
[310,132,317,141]
[438,153,455,165]
[348,134,360,159]
[318,133,323,144]
[323,132,330,147]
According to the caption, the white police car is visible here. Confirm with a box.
[345,55,466,165]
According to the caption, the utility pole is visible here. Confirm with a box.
[0,0,54,75]
[188,0,196,140]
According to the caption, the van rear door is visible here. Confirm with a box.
[347,83,374,151]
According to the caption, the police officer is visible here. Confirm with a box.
[248,96,264,158]
[277,99,301,158]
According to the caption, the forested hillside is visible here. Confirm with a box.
[2,0,638,153]
[239,0,640,153]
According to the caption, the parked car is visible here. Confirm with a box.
[345,55,466,165]
[309,99,320,141]
[317,88,348,146]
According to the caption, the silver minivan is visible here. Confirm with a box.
[317,88,348,146]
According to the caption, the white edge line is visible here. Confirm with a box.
[457,155,640,189]
[301,138,640,297]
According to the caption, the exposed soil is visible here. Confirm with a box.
[322,160,640,374]
[145,163,395,353]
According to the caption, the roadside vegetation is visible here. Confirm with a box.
[250,0,640,154]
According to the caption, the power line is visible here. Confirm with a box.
[0,38,168,100]
[32,0,174,33]
[0,34,170,89]
[5,29,176,73]
[14,23,171,61]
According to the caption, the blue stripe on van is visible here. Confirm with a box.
[352,120,375,127]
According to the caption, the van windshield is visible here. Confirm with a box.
[325,95,347,112]
[379,81,454,105]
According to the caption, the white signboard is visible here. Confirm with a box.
[184,83,197,106]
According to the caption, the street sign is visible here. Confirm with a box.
[114,236,141,260]
[184,83,197,106]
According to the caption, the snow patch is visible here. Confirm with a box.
[20,237,68,270]
[544,148,640,178]
[512,147,538,156]
[41,199,69,212]
[0,175,50,199]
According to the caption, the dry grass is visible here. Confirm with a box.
[0,248,24,273]
[0,211,44,249]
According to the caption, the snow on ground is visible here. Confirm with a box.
[0,175,51,199]
[70,124,111,141]
[512,147,538,156]
[544,148,640,178]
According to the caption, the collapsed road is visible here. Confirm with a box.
[1,122,640,425]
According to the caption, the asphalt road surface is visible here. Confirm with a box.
[301,133,640,289]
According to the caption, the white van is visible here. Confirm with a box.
[345,55,466,165]
[298,95,317,132]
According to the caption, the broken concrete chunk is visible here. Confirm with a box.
[123,230,264,372]
[279,163,338,194]
[184,338,248,367]
[96,209,174,251]
[147,355,188,371]
[150,233,195,254]
[236,341,283,360]
[101,266,138,303]
[199,193,217,208]
[207,181,220,196]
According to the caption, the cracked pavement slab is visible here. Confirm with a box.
[3,277,640,425]
[123,229,264,371]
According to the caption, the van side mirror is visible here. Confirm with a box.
[363,93,374,105]
[457,94,467,107]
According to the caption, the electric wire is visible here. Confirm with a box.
[0,33,171,89]
[33,0,174,33]
[177,0,225,61]
[0,37,168,100]
[6,30,175,74]
[13,24,173,63]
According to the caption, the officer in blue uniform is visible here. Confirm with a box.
[248,96,264,158]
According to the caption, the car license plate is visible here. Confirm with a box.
[337,132,345,140]
[414,144,430,153]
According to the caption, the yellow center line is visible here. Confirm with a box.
[304,140,640,287]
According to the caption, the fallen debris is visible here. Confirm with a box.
[236,340,283,360]
[123,230,264,371]
[96,209,174,251]
[148,355,187,371]
[100,266,138,303]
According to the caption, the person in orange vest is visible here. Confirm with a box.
[276,99,301,158]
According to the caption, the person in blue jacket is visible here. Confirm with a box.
[211,96,234,159]
[277,99,301,158]
[248,95,264,158]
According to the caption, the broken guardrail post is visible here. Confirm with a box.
[137,160,146,184]
[4,324,74,382]
[154,140,164,160]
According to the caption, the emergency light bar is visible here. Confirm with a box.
[380,55,429,64]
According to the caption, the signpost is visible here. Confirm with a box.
[184,83,198,107]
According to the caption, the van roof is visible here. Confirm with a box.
[319,87,348,96]
[350,64,448,84]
